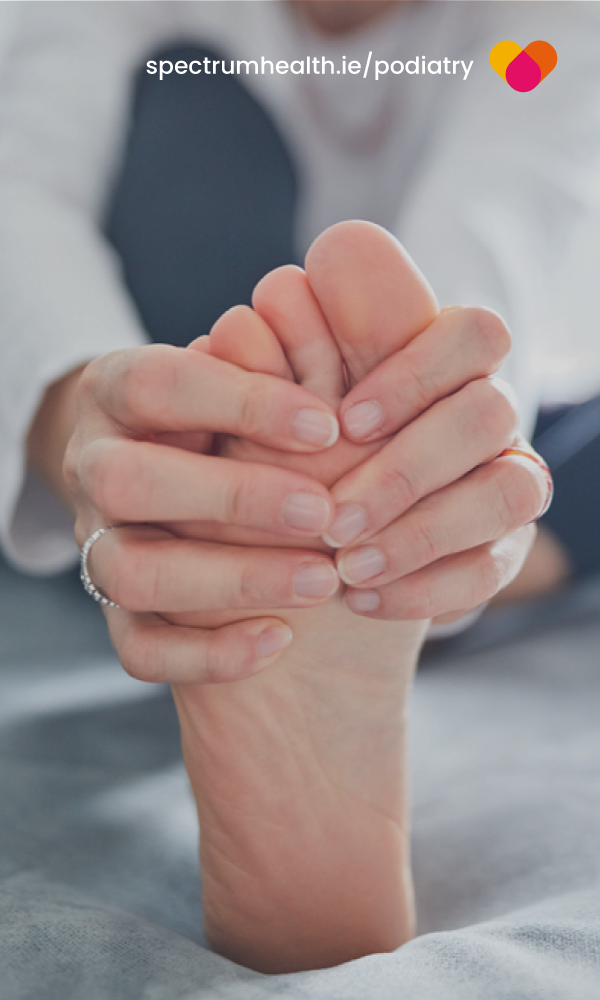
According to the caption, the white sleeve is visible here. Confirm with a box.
[0,2,175,574]
[396,2,600,440]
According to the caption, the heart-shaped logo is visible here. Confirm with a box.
[490,40,557,92]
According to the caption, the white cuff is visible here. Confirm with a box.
[3,468,78,576]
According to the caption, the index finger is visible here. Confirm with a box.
[326,377,518,547]
[85,344,339,452]
[339,307,511,443]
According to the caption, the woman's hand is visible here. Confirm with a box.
[41,220,550,683]
[330,306,549,621]
[60,343,345,683]
[170,222,548,630]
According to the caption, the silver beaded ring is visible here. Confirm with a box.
[80,526,121,608]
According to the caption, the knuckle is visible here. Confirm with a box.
[491,464,521,530]
[377,461,420,512]
[489,376,519,419]
[127,544,163,611]
[116,626,150,681]
[236,376,270,440]
[113,543,162,612]
[236,559,268,608]
[467,378,518,443]
[83,442,145,520]
[494,460,546,528]
[82,444,125,518]
[118,641,144,681]
[80,352,130,416]
[80,443,111,511]
[203,637,233,684]
[120,345,178,423]
[402,577,435,619]
[120,634,164,684]
[408,515,441,567]
[77,358,102,401]
[474,547,504,601]
[223,467,254,526]
[412,588,435,620]
[463,308,512,370]
[131,551,163,612]
[403,357,438,412]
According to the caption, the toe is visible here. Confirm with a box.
[208,304,293,379]
[253,265,345,407]
[305,221,439,384]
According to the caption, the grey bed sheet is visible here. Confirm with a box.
[1,555,599,999]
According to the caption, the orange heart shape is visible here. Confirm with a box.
[489,39,557,91]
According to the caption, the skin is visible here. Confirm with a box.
[60,347,344,681]
[173,224,547,622]
[24,217,560,972]
[24,0,564,685]
[19,0,569,974]
[26,231,562,683]
[171,223,440,971]
[166,221,550,971]
[294,0,571,609]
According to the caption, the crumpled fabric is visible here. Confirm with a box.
[1,556,599,999]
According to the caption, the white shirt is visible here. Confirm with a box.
[1,0,600,574]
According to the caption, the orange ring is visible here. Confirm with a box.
[499,447,554,521]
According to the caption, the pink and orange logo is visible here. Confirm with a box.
[490,40,557,92]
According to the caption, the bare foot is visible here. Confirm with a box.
[171,223,438,972]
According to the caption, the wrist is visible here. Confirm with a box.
[27,364,86,512]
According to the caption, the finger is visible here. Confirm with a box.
[496,439,554,521]
[339,307,512,443]
[253,265,346,406]
[336,453,545,587]
[83,344,339,450]
[106,610,293,684]
[325,377,519,548]
[88,526,339,613]
[78,438,335,535]
[344,526,536,620]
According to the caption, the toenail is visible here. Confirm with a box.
[338,546,386,585]
[290,409,339,447]
[322,504,368,547]
[343,400,384,440]
[344,589,381,613]
[282,493,331,532]
[294,562,339,598]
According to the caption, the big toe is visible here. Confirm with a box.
[305,221,439,385]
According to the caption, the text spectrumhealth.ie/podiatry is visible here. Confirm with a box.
[146,53,475,83]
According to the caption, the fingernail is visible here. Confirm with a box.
[290,408,339,447]
[343,400,384,440]
[293,562,339,598]
[338,546,386,585]
[282,492,331,532]
[344,589,381,613]
[256,625,293,660]
[322,504,368,548]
